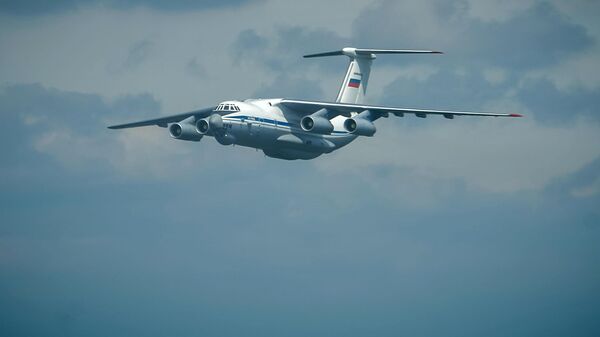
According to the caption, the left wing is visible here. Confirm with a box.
[107,106,217,129]
[278,99,522,119]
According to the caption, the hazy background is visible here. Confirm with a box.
[1,1,599,336]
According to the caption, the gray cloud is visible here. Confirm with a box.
[1,1,600,336]
[229,26,352,101]
[231,26,350,72]
[380,66,600,123]
[545,155,600,204]
[122,39,154,69]
[354,1,600,123]
[353,1,593,70]
[1,80,599,337]
[380,68,510,109]
[0,0,261,15]
[252,73,325,100]
[231,29,269,65]
[0,83,161,176]
[185,57,208,79]
[517,77,600,122]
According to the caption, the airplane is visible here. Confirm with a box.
[108,47,522,160]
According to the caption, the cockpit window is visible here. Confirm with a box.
[215,103,240,112]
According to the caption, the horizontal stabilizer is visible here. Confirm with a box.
[303,50,345,58]
[304,47,442,58]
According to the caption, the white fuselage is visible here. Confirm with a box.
[215,99,357,160]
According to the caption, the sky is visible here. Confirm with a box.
[0,0,599,336]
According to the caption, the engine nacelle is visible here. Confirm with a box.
[300,115,334,134]
[169,122,202,141]
[343,117,376,136]
[196,114,224,135]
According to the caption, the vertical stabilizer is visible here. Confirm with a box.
[303,48,442,104]
[335,49,374,104]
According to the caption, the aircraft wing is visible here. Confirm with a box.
[278,99,522,119]
[107,106,217,129]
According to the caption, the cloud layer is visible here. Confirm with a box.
[0,0,260,15]
[1,1,599,336]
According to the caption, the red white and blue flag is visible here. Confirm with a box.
[348,78,361,88]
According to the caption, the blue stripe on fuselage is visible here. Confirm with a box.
[223,115,349,135]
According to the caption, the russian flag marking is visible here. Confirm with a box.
[348,78,361,88]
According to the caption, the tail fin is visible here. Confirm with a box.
[304,48,442,104]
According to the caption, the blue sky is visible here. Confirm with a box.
[0,1,599,336]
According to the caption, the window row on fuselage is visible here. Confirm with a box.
[215,103,240,112]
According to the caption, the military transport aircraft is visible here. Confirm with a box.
[108,48,521,160]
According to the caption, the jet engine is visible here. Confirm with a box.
[343,117,376,136]
[196,113,224,135]
[300,115,334,134]
[169,117,203,141]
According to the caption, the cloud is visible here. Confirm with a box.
[352,0,593,70]
[379,66,600,123]
[464,0,537,22]
[252,73,325,100]
[380,68,509,109]
[357,1,600,125]
[315,116,600,196]
[483,67,507,85]
[231,26,350,73]
[122,39,154,69]
[106,38,157,74]
[230,29,269,65]
[230,26,351,100]
[546,155,600,198]
[1,2,600,337]
[185,57,207,79]
[516,77,600,122]
[527,46,600,92]
[0,83,215,179]
[0,83,279,181]
[0,0,261,15]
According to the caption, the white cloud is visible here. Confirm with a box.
[0,0,374,114]
[315,116,600,195]
[527,47,600,92]
[34,128,112,170]
[464,0,537,22]
[522,1,600,92]
[364,64,440,103]
[483,67,507,85]
[552,0,600,39]
[570,176,600,198]
[32,122,267,180]
[3,0,600,196]
[111,128,197,178]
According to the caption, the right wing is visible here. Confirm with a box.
[107,106,217,129]
[278,99,522,119]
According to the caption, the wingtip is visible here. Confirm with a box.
[509,113,523,117]
[433,51,444,54]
